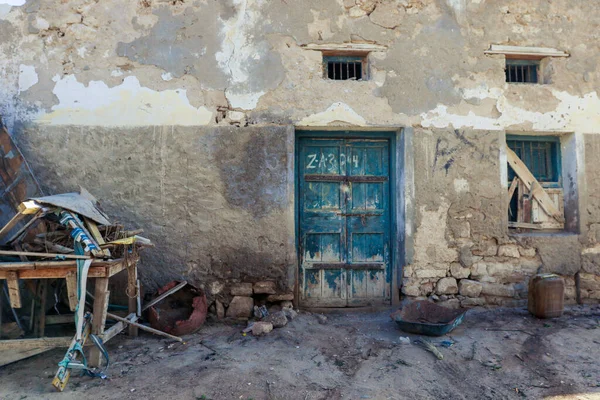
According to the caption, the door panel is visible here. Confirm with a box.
[299,137,392,307]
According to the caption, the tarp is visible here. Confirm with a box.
[30,189,110,226]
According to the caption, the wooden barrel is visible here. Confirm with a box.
[528,273,564,318]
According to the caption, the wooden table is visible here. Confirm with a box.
[0,257,140,367]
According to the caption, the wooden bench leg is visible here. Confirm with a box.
[89,278,109,367]
[128,264,139,337]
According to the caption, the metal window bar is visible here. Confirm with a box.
[505,60,539,83]
[324,56,365,80]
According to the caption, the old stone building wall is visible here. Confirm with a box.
[0,0,599,307]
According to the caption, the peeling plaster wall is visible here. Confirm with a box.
[1,0,600,303]
[16,125,295,299]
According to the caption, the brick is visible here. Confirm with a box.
[436,277,458,295]
[498,245,520,258]
[458,279,482,297]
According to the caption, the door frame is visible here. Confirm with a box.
[294,127,414,308]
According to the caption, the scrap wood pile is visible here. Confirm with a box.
[0,189,152,263]
[0,188,192,392]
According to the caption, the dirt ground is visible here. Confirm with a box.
[1,305,599,400]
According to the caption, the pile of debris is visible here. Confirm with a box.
[0,188,162,391]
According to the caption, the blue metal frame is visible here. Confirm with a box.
[506,134,562,188]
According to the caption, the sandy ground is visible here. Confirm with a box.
[1,305,599,400]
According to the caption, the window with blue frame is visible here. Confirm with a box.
[506,135,561,187]
[507,135,563,226]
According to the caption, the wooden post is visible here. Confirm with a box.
[128,263,139,337]
[89,277,109,367]
[6,271,21,308]
[34,280,48,337]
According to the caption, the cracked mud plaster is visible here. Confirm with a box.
[2,0,600,130]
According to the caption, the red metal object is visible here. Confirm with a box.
[148,281,207,336]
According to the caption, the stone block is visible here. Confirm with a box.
[481,283,515,298]
[420,281,434,296]
[459,246,474,267]
[450,220,471,239]
[472,239,497,257]
[460,297,486,307]
[252,321,273,336]
[450,262,470,279]
[436,277,458,295]
[253,281,276,294]
[283,308,298,320]
[486,262,520,279]
[582,252,600,275]
[226,296,254,319]
[519,247,537,258]
[266,293,294,302]
[264,311,288,328]
[415,267,448,279]
[280,300,293,309]
[230,283,253,296]
[470,262,487,279]
[498,245,520,258]
[458,279,482,298]
[402,283,420,297]
[215,299,225,320]
[579,273,600,291]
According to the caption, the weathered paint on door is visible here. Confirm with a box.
[298,138,391,307]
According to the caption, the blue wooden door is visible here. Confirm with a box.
[299,138,391,307]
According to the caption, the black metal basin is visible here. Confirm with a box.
[390,300,467,336]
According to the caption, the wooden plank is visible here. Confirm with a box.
[46,314,74,325]
[34,280,48,337]
[506,148,565,223]
[485,44,569,57]
[0,211,25,241]
[7,210,43,243]
[17,201,42,215]
[522,195,532,223]
[84,218,111,258]
[507,177,518,213]
[0,250,91,260]
[1,346,55,367]
[100,313,138,342]
[6,271,21,308]
[0,336,73,350]
[0,266,109,280]
[89,277,109,367]
[508,222,544,230]
[65,271,78,312]
[0,259,119,270]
